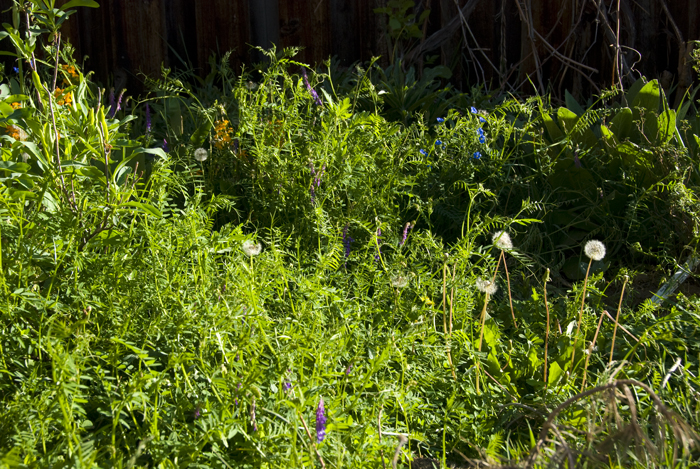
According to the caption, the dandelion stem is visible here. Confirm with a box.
[609,276,629,365]
[581,310,606,390]
[571,257,593,372]
[502,251,517,328]
[476,292,490,394]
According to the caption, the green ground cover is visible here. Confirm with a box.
[1,2,700,467]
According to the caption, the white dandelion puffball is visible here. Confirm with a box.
[242,240,262,257]
[194,147,208,162]
[492,231,513,250]
[584,240,606,261]
[390,275,409,289]
[476,277,498,295]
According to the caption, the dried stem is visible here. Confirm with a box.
[392,435,408,469]
[51,32,61,92]
[378,407,387,469]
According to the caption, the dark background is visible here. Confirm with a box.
[1,0,698,101]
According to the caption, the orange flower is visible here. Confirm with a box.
[10,102,22,110]
[5,125,27,141]
[61,64,79,80]
[54,88,72,106]
[213,119,233,150]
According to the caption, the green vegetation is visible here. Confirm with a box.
[0,2,699,467]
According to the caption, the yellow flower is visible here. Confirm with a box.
[10,102,22,110]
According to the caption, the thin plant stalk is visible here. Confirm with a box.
[501,251,517,328]
[609,275,629,365]
[443,264,456,380]
[490,251,503,284]
[570,257,593,372]
[543,268,551,386]
[581,310,606,390]
[476,292,490,394]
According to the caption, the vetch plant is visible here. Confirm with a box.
[316,397,326,443]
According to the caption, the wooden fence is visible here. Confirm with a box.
[1,0,698,100]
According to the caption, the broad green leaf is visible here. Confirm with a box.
[610,107,633,140]
[656,109,676,144]
[190,119,212,147]
[565,90,585,117]
[632,79,660,118]
[556,107,578,135]
[122,201,162,218]
[0,161,30,172]
[548,361,564,386]
[542,112,563,142]
[59,0,100,11]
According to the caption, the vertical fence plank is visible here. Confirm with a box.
[278,0,331,67]
[1,0,696,97]
[194,0,250,77]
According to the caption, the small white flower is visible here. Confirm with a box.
[492,231,513,250]
[242,240,262,257]
[194,147,208,162]
[390,275,409,289]
[584,240,606,261]
[476,277,498,295]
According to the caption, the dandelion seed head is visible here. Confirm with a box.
[242,240,262,257]
[194,147,208,162]
[584,240,606,261]
[476,277,497,295]
[391,275,409,289]
[492,231,513,250]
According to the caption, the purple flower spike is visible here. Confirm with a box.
[399,222,413,246]
[374,228,382,263]
[162,139,169,153]
[145,104,152,135]
[316,397,326,443]
[345,364,353,375]
[302,70,323,106]
[342,224,354,267]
